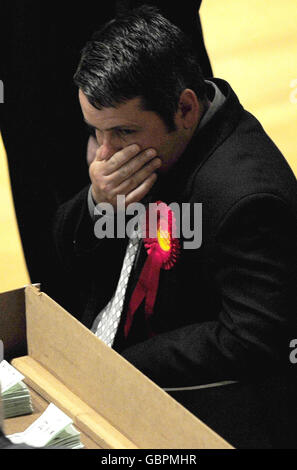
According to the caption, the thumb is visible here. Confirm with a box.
[95,145,113,162]
[95,145,105,162]
[87,135,99,166]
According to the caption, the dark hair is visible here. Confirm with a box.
[74,5,206,131]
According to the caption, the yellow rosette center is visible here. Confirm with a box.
[157,228,171,252]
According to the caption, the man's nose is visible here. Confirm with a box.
[99,132,123,160]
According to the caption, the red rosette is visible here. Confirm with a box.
[124,201,180,338]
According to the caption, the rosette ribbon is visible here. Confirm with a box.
[124,201,180,338]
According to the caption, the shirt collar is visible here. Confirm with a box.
[197,80,226,131]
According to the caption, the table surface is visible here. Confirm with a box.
[3,387,102,449]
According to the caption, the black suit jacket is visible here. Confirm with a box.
[44,79,297,388]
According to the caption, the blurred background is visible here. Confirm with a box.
[0,0,296,293]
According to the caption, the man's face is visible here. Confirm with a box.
[79,90,190,173]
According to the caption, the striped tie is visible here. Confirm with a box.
[92,231,140,347]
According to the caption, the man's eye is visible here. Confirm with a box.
[117,129,135,136]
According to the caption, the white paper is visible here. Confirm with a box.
[9,403,73,448]
[0,360,25,393]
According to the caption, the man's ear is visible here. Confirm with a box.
[176,89,200,130]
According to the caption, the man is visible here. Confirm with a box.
[44,6,297,389]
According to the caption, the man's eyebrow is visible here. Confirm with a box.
[83,118,140,132]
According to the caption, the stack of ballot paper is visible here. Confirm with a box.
[0,360,33,419]
[8,403,84,449]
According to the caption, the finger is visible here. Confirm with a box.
[89,145,137,188]
[103,144,143,175]
[95,145,104,161]
[125,173,158,206]
[112,157,161,196]
[106,150,160,188]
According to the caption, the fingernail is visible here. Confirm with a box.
[146,149,156,158]
[131,144,140,152]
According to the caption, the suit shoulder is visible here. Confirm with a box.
[189,111,297,235]
[191,111,297,208]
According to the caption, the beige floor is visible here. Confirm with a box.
[0,137,30,292]
[0,0,296,293]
